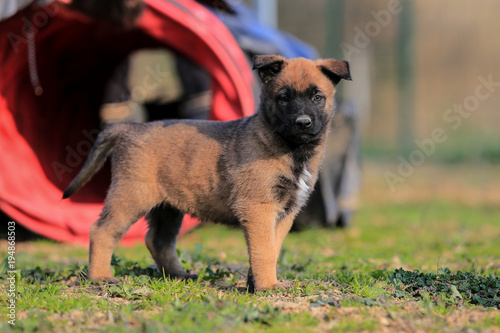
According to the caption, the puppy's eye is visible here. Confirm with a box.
[313,94,323,102]
[278,94,289,102]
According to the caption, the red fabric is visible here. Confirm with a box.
[0,0,254,246]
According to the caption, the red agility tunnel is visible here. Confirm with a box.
[0,0,254,245]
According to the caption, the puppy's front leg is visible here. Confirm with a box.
[274,212,296,262]
[270,212,298,290]
[241,204,280,292]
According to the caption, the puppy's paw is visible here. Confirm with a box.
[183,274,199,280]
[91,276,120,285]
[271,281,293,290]
[159,271,199,281]
[252,280,292,292]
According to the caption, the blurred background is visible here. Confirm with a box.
[1,0,499,242]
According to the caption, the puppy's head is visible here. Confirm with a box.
[253,55,351,145]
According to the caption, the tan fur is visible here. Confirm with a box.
[64,56,351,291]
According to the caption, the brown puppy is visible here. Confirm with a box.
[63,55,351,292]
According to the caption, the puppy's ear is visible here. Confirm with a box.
[317,59,352,86]
[252,55,287,83]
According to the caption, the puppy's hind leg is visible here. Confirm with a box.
[145,204,196,279]
[89,184,154,284]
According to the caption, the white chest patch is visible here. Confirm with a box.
[296,168,313,208]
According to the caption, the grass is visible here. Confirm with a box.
[1,162,500,332]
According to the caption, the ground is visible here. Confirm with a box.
[1,162,499,332]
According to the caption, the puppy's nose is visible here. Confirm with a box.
[295,115,312,130]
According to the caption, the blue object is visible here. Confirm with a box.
[210,1,318,59]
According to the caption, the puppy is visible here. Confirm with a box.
[63,55,351,292]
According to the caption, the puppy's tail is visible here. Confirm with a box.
[62,125,124,199]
